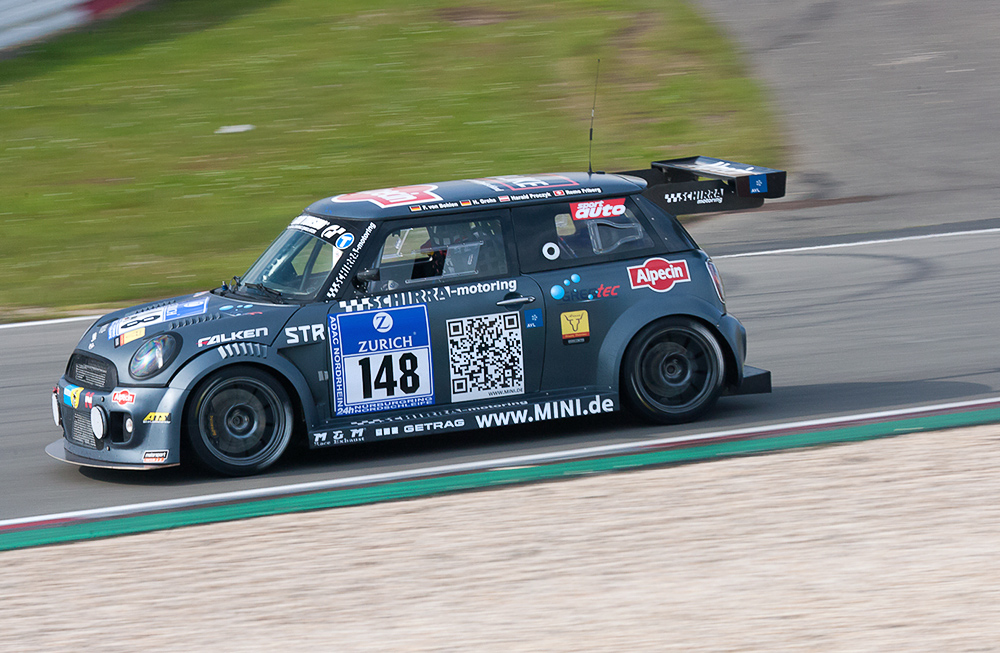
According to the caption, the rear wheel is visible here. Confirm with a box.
[185,366,294,476]
[623,318,725,424]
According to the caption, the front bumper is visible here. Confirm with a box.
[51,379,186,469]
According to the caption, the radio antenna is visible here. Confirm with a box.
[588,58,600,175]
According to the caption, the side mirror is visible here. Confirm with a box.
[352,267,380,291]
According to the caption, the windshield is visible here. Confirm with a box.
[240,225,353,300]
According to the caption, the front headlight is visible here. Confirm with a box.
[129,333,180,380]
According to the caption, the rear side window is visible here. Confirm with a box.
[632,195,698,253]
[512,197,658,272]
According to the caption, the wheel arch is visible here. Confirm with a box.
[595,297,741,394]
[169,349,318,447]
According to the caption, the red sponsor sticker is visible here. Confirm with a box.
[332,185,441,208]
[112,389,135,406]
[570,197,627,220]
[84,392,94,409]
[627,258,691,293]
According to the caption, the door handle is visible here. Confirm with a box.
[496,295,536,307]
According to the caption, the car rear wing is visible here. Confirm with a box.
[617,156,786,215]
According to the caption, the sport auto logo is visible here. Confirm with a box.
[570,197,626,220]
[627,258,691,293]
[332,185,442,208]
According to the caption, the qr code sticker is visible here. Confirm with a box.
[447,312,524,402]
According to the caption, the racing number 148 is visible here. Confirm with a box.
[357,353,420,399]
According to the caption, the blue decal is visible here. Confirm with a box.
[330,305,434,416]
[165,296,209,320]
[110,296,210,338]
[524,309,543,329]
[334,233,355,250]
[749,174,768,194]
[549,272,601,302]
[218,303,260,317]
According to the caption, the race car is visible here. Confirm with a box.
[47,156,784,476]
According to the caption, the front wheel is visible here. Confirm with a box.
[185,366,294,476]
[622,318,725,424]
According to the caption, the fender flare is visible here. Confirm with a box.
[168,344,320,430]
[595,296,741,392]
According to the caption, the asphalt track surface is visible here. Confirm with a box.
[2,0,999,520]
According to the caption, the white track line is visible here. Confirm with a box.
[0,315,100,330]
[715,227,1000,259]
[4,394,1000,530]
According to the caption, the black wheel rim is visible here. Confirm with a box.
[634,327,719,413]
[197,377,287,465]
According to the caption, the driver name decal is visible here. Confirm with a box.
[330,305,434,416]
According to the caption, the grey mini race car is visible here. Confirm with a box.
[48,156,783,475]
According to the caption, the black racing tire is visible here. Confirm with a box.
[622,317,725,424]
[185,366,294,476]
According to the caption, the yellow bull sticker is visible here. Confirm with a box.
[560,310,590,345]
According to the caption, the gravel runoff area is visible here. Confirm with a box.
[4,426,1000,652]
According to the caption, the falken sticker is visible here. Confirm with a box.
[570,197,627,220]
[560,310,590,345]
[447,312,524,403]
[108,297,209,339]
[330,305,434,416]
[627,258,691,293]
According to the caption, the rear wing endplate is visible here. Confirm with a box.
[617,156,786,215]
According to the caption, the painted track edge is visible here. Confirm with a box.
[3,401,1000,551]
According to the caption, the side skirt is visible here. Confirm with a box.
[306,392,619,449]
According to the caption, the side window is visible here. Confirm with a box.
[513,197,657,272]
[632,195,698,253]
[370,217,508,292]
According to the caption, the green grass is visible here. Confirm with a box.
[0,0,783,318]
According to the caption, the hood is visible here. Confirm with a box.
[76,291,299,386]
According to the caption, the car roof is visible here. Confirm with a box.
[304,171,646,221]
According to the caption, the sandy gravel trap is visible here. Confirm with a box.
[4,425,1000,652]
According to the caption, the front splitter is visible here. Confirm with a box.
[45,440,178,471]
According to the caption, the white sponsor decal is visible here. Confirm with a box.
[475,395,616,428]
[337,279,518,312]
[198,327,269,348]
[663,188,724,205]
[284,324,326,345]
